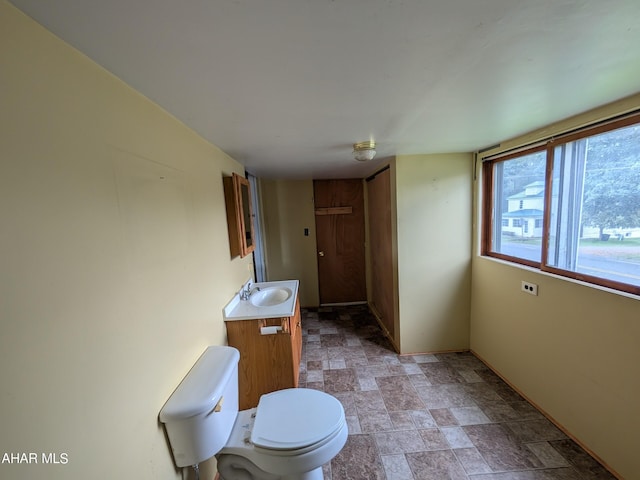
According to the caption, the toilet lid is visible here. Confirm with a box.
[251,388,345,451]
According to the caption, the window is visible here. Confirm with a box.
[482,115,640,296]
[484,149,546,264]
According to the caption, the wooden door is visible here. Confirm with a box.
[314,179,366,304]
[366,168,395,337]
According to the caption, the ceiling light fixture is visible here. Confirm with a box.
[353,141,376,162]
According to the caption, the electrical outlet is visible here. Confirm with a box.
[521,281,538,296]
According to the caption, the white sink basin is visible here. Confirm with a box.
[223,280,299,320]
[250,287,292,307]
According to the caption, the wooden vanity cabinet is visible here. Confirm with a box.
[225,295,302,409]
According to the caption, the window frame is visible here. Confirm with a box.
[481,113,640,297]
[482,144,548,269]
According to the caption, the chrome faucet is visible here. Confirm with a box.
[239,282,251,301]
[239,282,260,301]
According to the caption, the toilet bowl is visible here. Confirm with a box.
[217,388,348,479]
[159,346,348,480]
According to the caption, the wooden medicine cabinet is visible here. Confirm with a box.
[223,172,255,258]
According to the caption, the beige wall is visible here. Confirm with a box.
[395,153,473,354]
[0,3,251,479]
[9,2,637,478]
[470,94,640,479]
[260,179,319,307]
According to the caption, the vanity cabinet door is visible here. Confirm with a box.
[225,294,302,409]
[290,296,302,385]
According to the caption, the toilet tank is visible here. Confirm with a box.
[159,346,240,467]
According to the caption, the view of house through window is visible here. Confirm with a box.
[484,116,640,295]
[489,150,546,263]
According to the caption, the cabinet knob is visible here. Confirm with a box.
[318,251,325,257]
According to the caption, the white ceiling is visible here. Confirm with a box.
[10,0,640,179]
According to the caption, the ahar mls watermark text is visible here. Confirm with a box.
[2,452,69,465]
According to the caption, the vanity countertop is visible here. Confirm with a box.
[223,280,299,321]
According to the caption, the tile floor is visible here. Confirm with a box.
[298,305,616,480]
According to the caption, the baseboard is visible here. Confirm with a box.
[367,302,400,353]
[398,348,470,356]
[319,301,368,307]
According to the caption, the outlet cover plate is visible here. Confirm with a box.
[521,281,538,296]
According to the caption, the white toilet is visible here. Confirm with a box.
[159,346,348,480]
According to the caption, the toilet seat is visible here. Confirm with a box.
[217,388,348,478]
[251,388,345,451]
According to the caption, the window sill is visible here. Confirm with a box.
[476,254,640,302]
